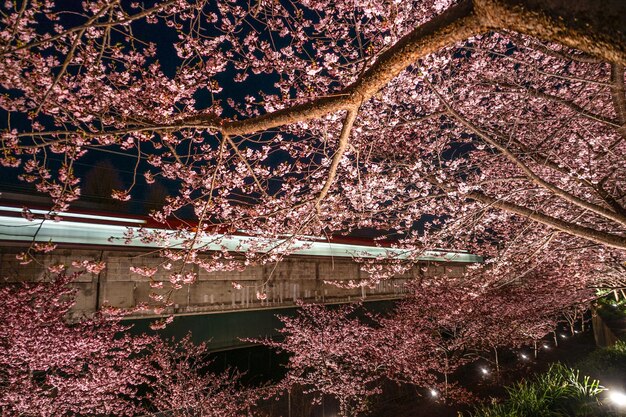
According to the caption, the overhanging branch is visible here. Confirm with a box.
[467,190,626,250]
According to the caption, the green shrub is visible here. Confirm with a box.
[577,341,626,382]
[596,297,626,322]
[471,364,605,417]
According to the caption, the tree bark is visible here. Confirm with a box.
[182,0,626,134]
[183,0,485,135]
[467,190,626,250]
[477,0,626,64]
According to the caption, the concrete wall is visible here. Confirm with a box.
[0,246,468,318]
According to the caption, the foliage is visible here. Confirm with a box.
[0,273,156,416]
[596,297,626,322]
[0,0,625,413]
[577,341,626,384]
[472,364,606,417]
[0,275,260,417]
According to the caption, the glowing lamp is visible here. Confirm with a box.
[609,390,626,407]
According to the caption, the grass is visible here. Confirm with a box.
[471,295,626,417]
[577,340,626,385]
[471,364,610,417]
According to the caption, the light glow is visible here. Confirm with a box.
[609,390,626,407]
[0,215,482,261]
[0,205,146,224]
[430,389,438,398]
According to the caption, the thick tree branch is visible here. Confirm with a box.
[429,81,626,227]
[315,108,359,212]
[180,0,626,137]
[610,63,626,130]
[476,0,626,64]
[467,190,626,250]
[182,0,483,136]
[596,175,626,218]
[16,0,626,142]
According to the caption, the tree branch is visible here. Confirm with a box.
[610,63,626,129]
[467,190,626,250]
[182,0,484,134]
[224,134,270,199]
[16,0,626,144]
[315,108,359,212]
[35,29,86,116]
[428,80,626,227]
[476,0,626,64]
[185,0,626,137]
[0,0,179,56]
[497,82,621,128]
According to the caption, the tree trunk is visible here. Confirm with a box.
[477,0,626,64]
[494,346,500,374]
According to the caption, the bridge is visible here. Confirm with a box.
[0,204,482,347]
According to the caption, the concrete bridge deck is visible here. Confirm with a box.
[0,206,482,320]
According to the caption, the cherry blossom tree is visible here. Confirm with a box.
[0,1,623,277]
[0,274,262,417]
[262,296,470,414]
[376,266,593,382]
[0,273,156,416]
[259,303,389,416]
[1,1,625,412]
[146,336,260,417]
[265,266,596,414]
[337,241,607,389]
